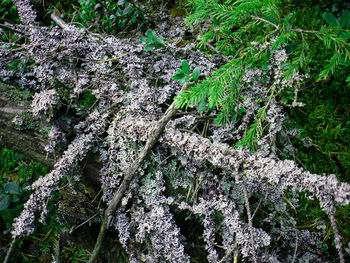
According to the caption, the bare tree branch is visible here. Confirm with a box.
[88,86,185,263]
[329,206,345,263]
[242,179,258,263]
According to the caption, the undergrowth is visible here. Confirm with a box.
[1,0,349,262]
[0,148,90,263]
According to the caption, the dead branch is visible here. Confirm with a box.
[242,179,258,263]
[88,87,185,262]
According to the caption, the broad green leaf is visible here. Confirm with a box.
[182,60,190,75]
[323,12,338,26]
[156,38,165,47]
[192,67,200,81]
[146,29,155,40]
[340,10,350,29]
[172,73,186,80]
[11,195,20,203]
[0,196,11,210]
[144,43,156,51]
[140,37,149,43]
[4,182,20,194]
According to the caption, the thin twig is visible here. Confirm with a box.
[219,240,238,263]
[251,197,263,220]
[50,12,71,31]
[4,236,17,263]
[242,180,258,263]
[292,229,298,263]
[52,231,61,263]
[251,15,278,29]
[233,247,239,263]
[251,15,318,34]
[74,212,100,230]
[206,42,230,62]
[88,86,186,263]
[328,206,345,263]
[0,23,27,35]
[292,28,318,34]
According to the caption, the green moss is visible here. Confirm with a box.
[0,82,32,105]
[78,90,97,109]
[289,81,350,182]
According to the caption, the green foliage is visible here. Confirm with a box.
[278,68,350,257]
[287,79,350,181]
[67,245,89,263]
[140,29,166,51]
[78,90,97,110]
[236,105,267,151]
[176,0,350,150]
[0,150,55,263]
[172,60,201,84]
[73,0,146,34]
[7,58,35,73]
[0,182,22,210]
[0,148,73,262]
[0,148,48,183]
[0,148,49,227]
[0,0,20,23]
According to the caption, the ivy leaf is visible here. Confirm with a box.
[192,67,200,81]
[4,182,20,194]
[11,195,20,203]
[0,196,11,210]
[182,60,190,75]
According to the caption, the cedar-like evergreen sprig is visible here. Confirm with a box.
[177,0,350,149]
[237,107,266,151]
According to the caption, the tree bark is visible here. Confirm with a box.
[0,82,101,185]
[0,82,54,168]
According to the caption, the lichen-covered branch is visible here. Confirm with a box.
[88,87,184,262]
[2,1,349,262]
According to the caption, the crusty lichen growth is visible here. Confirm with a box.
[1,1,349,262]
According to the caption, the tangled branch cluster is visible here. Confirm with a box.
[1,1,350,262]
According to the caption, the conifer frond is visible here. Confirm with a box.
[178,0,350,149]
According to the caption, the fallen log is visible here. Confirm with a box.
[0,82,53,168]
[0,82,102,185]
